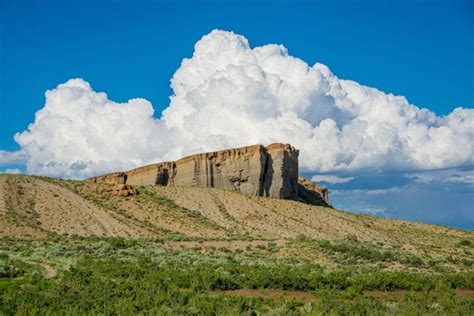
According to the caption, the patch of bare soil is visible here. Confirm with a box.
[1,175,147,238]
[40,263,57,279]
[105,188,228,239]
[254,197,392,242]
[455,289,474,298]
[0,175,45,238]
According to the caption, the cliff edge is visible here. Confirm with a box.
[90,143,328,206]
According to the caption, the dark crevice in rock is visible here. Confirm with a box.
[261,152,273,197]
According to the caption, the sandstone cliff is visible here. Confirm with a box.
[90,143,328,206]
[297,177,329,205]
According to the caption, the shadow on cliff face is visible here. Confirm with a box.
[285,150,299,199]
[296,183,329,206]
[262,154,273,197]
[155,168,170,186]
[295,177,329,206]
[162,169,169,186]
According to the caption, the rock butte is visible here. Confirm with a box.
[90,143,329,206]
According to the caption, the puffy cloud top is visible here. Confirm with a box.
[12,30,474,178]
[15,79,165,178]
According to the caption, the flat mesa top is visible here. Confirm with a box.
[124,143,298,172]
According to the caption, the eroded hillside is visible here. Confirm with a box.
[1,174,473,272]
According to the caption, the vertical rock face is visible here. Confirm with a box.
[262,143,299,199]
[126,162,175,186]
[170,145,267,196]
[90,143,328,206]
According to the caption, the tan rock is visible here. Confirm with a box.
[90,143,328,205]
[126,162,175,186]
[297,177,329,205]
[90,172,126,185]
[263,143,299,199]
[107,184,137,196]
[171,144,267,197]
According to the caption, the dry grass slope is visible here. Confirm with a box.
[1,174,472,271]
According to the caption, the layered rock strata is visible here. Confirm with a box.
[90,143,328,205]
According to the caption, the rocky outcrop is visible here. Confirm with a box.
[297,177,329,205]
[90,143,328,206]
[262,143,299,199]
[107,184,137,196]
[170,145,268,196]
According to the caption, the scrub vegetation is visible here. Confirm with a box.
[0,236,473,315]
[0,174,473,314]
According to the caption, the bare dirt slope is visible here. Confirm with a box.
[0,174,149,238]
[0,174,472,269]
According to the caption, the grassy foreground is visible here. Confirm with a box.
[1,236,473,315]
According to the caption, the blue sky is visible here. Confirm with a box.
[1,0,473,229]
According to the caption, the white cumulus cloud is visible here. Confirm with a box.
[10,30,474,178]
[14,79,167,178]
[311,175,355,184]
[0,150,27,166]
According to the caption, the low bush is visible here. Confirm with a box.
[1,256,473,314]
[1,238,472,314]
[317,237,425,267]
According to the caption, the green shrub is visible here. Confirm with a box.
[1,238,472,314]
[318,238,424,267]
[459,239,472,247]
